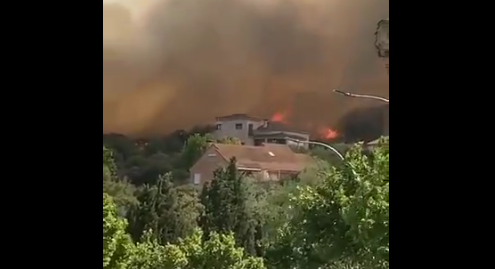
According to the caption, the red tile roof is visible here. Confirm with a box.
[212,143,312,172]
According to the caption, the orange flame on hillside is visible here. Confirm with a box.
[318,127,338,140]
[270,109,339,141]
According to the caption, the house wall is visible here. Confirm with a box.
[190,154,298,187]
[189,147,228,187]
[267,171,299,182]
[254,131,309,140]
[253,131,310,148]
[212,119,265,145]
[252,170,298,182]
[267,171,280,181]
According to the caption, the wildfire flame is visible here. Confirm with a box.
[270,109,339,141]
[271,111,288,124]
[318,127,338,140]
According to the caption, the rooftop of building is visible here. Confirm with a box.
[211,143,313,172]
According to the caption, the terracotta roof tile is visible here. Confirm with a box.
[212,143,312,172]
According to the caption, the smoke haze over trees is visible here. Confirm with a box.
[103,0,389,136]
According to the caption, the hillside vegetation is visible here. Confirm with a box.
[103,133,389,269]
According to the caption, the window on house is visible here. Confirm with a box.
[216,124,222,130]
[193,173,201,185]
[235,123,243,130]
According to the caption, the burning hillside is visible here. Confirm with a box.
[270,108,338,140]
[269,95,388,143]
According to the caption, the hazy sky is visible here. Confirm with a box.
[102,0,154,19]
[103,0,389,136]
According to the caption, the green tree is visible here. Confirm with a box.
[132,152,177,185]
[103,134,138,163]
[181,133,213,169]
[266,138,389,269]
[104,146,117,175]
[130,230,188,269]
[104,146,137,210]
[130,229,266,269]
[127,173,202,245]
[103,193,134,269]
[180,229,266,269]
[200,158,260,256]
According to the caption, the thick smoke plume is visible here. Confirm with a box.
[103,0,389,137]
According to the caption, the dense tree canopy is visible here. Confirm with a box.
[103,132,389,269]
[265,140,389,269]
[103,193,133,269]
[104,146,137,210]
[200,158,263,256]
[127,173,202,245]
[104,131,244,186]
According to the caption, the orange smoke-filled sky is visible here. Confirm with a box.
[103,0,389,136]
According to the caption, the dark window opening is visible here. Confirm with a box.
[267,139,286,144]
[248,124,254,135]
[235,123,243,130]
